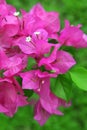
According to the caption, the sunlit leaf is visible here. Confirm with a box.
[69,67,87,91]
[51,73,73,102]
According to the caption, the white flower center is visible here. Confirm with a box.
[26,36,32,42]
[34,31,40,35]
[14,12,20,16]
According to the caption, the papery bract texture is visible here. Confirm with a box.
[58,20,87,48]
[0,78,28,117]
[0,0,86,126]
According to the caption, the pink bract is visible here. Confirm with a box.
[20,70,51,90]
[39,46,76,75]
[0,78,28,117]
[0,0,87,125]
[0,50,28,77]
[58,20,87,48]
[34,100,50,126]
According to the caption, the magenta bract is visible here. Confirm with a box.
[0,0,86,125]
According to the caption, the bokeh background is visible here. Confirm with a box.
[0,0,87,130]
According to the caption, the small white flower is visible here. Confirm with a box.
[14,11,20,16]
[14,12,20,16]
[34,31,40,35]
[26,36,32,42]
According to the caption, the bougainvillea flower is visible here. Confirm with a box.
[34,92,70,125]
[20,70,51,90]
[20,11,44,35]
[0,17,19,50]
[0,0,16,15]
[0,78,28,117]
[0,16,19,50]
[40,92,70,114]
[0,0,19,50]
[30,3,60,33]
[35,78,70,114]
[32,29,48,41]
[34,100,50,125]
[15,36,51,59]
[39,46,76,74]
[0,0,19,36]
[20,3,60,40]
[0,50,27,77]
[1,15,19,36]
[0,0,86,125]
[58,20,87,48]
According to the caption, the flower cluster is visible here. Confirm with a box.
[0,0,87,125]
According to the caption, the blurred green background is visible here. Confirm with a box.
[0,0,87,130]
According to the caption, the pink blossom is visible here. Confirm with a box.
[0,0,19,50]
[36,77,70,115]
[0,0,16,15]
[34,100,50,126]
[20,11,44,35]
[39,46,76,74]
[15,3,60,43]
[12,4,60,58]
[40,92,70,115]
[1,15,19,36]
[0,0,19,35]
[0,78,28,117]
[20,70,51,90]
[34,92,70,125]
[58,20,87,48]
[0,50,27,77]
[30,3,60,35]
[0,1,86,125]
[15,36,51,59]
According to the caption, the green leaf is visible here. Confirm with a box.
[0,70,4,77]
[60,46,76,56]
[16,77,34,98]
[25,57,36,71]
[48,38,58,44]
[51,73,73,102]
[16,76,22,86]
[69,67,87,91]
[24,89,34,98]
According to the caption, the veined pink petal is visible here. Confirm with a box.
[39,48,76,74]
[0,78,28,117]
[0,105,8,112]
[20,70,40,90]
[30,3,60,33]
[58,20,87,48]
[34,101,50,126]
